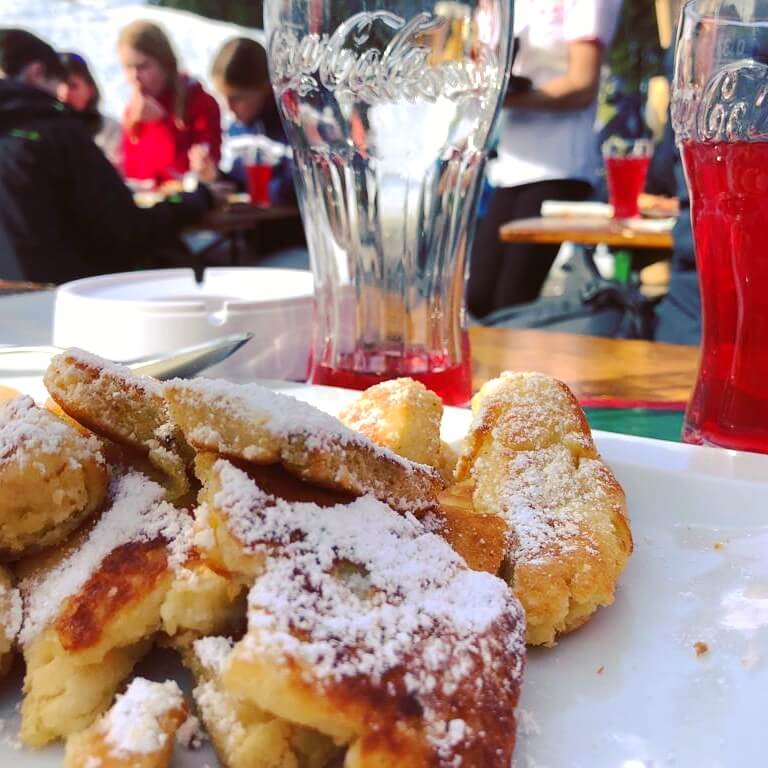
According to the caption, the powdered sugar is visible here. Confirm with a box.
[54,349,162,397]
[496,448,607,563]
[0,395,103,470]
[190,638,246,754]
[19,472,191,645]
[468,372,588,451]
[165,377,431,474]
[193,636,234,677]
[211,458,525,762]
[193,680,244,749]
[0,584,22,642]
[176,713,206,749]
[464,373,617,565]
[338,378,429,441]
[103,678,183,756]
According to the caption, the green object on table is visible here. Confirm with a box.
[584,407,684,442]
[613,249,632,284]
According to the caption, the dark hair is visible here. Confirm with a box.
[211,37,269,90]
[59,51,103,134]
[0,28,64,80]
[59,52,100,111]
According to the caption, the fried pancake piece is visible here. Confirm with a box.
[435,479,508,574]
[438,440,459,483]
[203,458,525,768]
[337,378,459,484]
[335,381,499,572]
[64,678,187,768]
[0,564,21,678]
[44,349,194,501]
[182,636,340,768]
[18,472,193,746]
[44,396,193,501]
[455,372,633,646]
[338,377,447,471]
[159,554,246,641]
[192,452,358,586]
[164,378,443,516]
[0,395,109,561]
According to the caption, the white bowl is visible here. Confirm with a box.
[53,267,314,381]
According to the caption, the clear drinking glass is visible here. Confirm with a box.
[602,137,654,219]
[264,0,513,404]
[673,0,768,453]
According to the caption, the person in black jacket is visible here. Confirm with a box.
[0,29,213,284]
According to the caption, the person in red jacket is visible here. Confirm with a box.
[117,20,221,184]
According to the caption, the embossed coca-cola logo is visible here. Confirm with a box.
[674,60,768,142]
[269,11,500,102]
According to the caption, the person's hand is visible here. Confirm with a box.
[125,88,166,126]
[188,143,217,184]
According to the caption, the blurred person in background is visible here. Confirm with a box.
[118,20,221,185]
[194,35,305,267]
[468,0,623,319]
[203,36,295,205]
[58,51,122,167]
[0,28,214,284]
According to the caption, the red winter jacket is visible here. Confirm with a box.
[122,77,221,183]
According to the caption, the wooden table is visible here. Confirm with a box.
[200,203,301,237]
[136,188,302,266]
[499,216,674,250]
[0,279,52,297]
[192,203,302,268]
[470,326,698,403]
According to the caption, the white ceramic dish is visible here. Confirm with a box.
[1,382,767,767]
[52,268,314,382]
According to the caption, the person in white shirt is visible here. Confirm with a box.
[468,0,622,318]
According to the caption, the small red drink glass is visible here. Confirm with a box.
[245,163,273,207]
[603,138,653,219]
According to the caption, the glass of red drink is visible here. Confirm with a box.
[673,0,768,453]
[245,163,273,207]
[265,0,513,405]
[602,137,653,219]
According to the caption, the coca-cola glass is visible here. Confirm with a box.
[264,0,512,404]
[673,0,768,452]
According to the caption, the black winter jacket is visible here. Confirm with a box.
[0,80,211,283]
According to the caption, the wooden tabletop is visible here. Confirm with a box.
[470,326,699,403]
[200,203,301,235]
[499,216,675,250]
[134,188,301,235]
[0,279,53,296]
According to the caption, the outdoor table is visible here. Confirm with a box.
[472,325,696,402]
[0,279,52,297]
[499,215,675,284]
[197,202,301,265]
[135,188,302,267]
[499,216,674,251]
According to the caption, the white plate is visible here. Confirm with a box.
[1,382,767,767]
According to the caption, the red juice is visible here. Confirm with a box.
[245,163,272,207]
[605,156,651,218]
[311,334,472,406]
[682,140,768,453]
